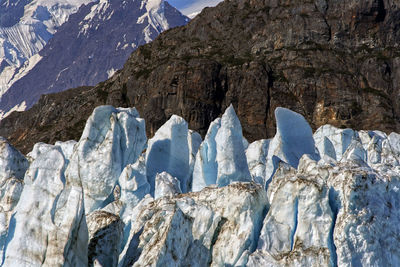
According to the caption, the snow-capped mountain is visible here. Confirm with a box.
[0,0,188,119]
[1,104,400,266]
[168,0,222,17]
[0,0,95,99]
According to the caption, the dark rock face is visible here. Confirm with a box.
[2,0,400,154]
[0,0,188,115]
[0,0,30,27]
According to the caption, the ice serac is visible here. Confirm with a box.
[389,132,400,157]
[192,118,221,192]
[192,105,251,191]
[27,141,76,165]
[119,183,267,266]
[145,115,191,195]
[0,137,28,183]
[87,210,124,267]
[265,107,320,181]
[340,139,368,165]
[118,194,154,266]
[2,146,87,266]
[2,104,400,266]
[314,125,359,161]
[0,137,27,261]
[187,130,202,187]
[251,156,333,266]
[154,171,182,199]
[246,139,270,186]
[27,142,57,162]
[0,177,23,261]
[55,140,77,161]
[66,105,147,213]
[249,140,400,266]
[118,155,150,219]
[319,136,337,160]
[328,166,400,266]
[215,105,251,187]
[356,130,400,167]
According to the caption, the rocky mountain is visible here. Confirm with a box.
[0,0,189,119]
[1,104,400,266]
[0,0,94,101]
[1,0,400,154]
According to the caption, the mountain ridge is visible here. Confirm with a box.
[0,0,95,98]
[0,0,189,120]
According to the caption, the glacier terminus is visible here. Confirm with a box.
[0,104,400,266]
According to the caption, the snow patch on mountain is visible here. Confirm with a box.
[0,101,25,120]
[0,54,42,99]
[79,0,112,35]
[107,67,116,78]
[167,0,222,17]
[137,0,173,43]
[0,0,93,98]
[83,0,110,22]
[0,0,189,121]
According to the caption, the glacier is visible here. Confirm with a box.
[2,145,87,266]
[0,137,28,262]
[1,104,400,266]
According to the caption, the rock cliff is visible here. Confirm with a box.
[2,0,400,154]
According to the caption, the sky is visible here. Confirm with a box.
[167,0,222,17]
